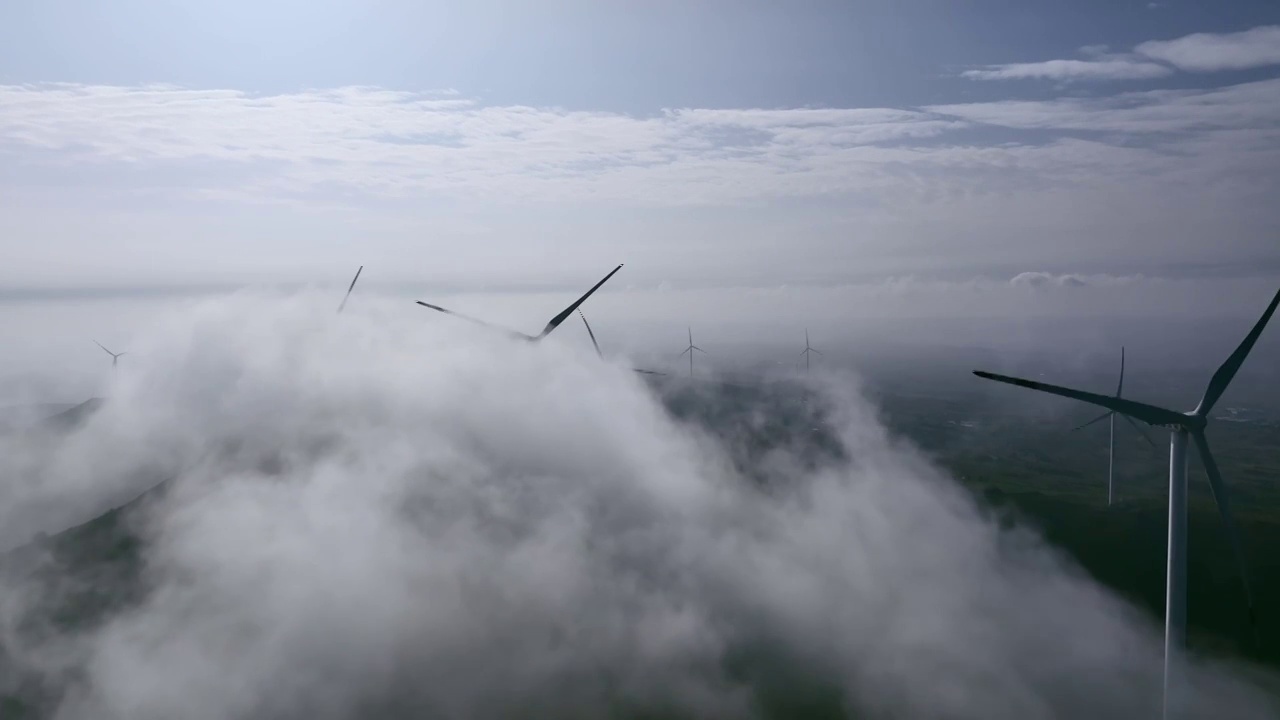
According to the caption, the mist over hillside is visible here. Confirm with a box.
[0,293,1277,719]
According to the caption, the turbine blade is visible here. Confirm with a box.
[415,301,534,341]
[1120,413,1159,449]
[972,371,1185,427]
[578,310,603,358]
[535,264,623,340]
[337,265,363,314]
[679,347,692,358]
[92,339,113,356]
[693,346,708,354]
[1116,346,1125,397]
[1195,287,1280,416]
[1192,431,1259,645]
[633,368,665,375]
[799,348,809,357]
[810,348,822,356]
[1071,410,1112,432]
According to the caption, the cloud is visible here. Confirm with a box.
[2,293,1277,719]
[0,84,968,208]
[964,25,1280,83]
[1008,272,1146,289]
[1137,26,1280,73]
[961,58,1172,82]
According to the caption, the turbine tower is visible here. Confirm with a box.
[92,340,126,369]
[578,310,664,375]
[799,329,822,372]
[337,265,363,314]
[416,265,623,342]
[973,287,1279,720]
[678,327,707,378]
[1070,346,1156,505]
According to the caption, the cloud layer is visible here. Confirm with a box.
[964,25,1280,82]
[1,293,1277,719]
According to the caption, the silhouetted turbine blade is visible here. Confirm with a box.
[1116,346,1125,397]
[810,348,822,356]
[633,368,665,375]
[415,301,534,341]
[1195,287,1280,416]
[1192,430,1259,645]
[679,347,692,358]
[1121,413,1159,449]
[972,371,1186,428]
[535,264,623,340]
[1072,410,1112,432]
[692,346,707,354]
[92,339,114,356]
[578,310,603,358]
[338,265,363,314]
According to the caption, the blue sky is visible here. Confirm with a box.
[0,0,1278,301]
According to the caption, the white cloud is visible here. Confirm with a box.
[1137,25,1280,72]
[965,25,1280,83]
[4,294,1278,718]
[1008,272,1140,289]
[0,84,967,208]
[961,58,1172,82]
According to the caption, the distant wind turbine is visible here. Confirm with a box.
[678,327,707,378]
[337,265,363,314]
[578,310,664,376]
[1070,346,1157,506]
[974,286,1280,720]
[92,340,126,369]
[799,329,822,372]
[416,264,623,342]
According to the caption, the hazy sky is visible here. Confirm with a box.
[1,0,1278,296]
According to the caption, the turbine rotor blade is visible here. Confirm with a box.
[692,346,708,354]
[1192,431,1259,645]
[1071,410,1112,432]
[337,265,363,314]
[810,348,822,356]
[1195,287,1280,416]
[92,339,113,356]
[1117,346,1125,397]
[535,264,623,340]
[678,347,692,358]
[1120,413,1159,449]
[633,368,665,375]
[973,371,1186,428]
[415,301,534,341]
[578,310,603,358]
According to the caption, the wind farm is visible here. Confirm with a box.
[3,5,1280,719]
[975,287,1280,719]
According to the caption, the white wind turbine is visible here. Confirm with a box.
[678,327,707,378]
[416,264,623,342]
[974,287,1279,720]
[1070,346,1157,506]
[92,339,126,370]
[799,329,822,373]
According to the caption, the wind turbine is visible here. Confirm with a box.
[1070,346,1157,506]
[678,327,707,378]
[973,287,1280,719]
[799,329,822,372]
[92,340,126,369]
[416,264,623,342]
[337,265,363,314]
[578,310,665,376]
